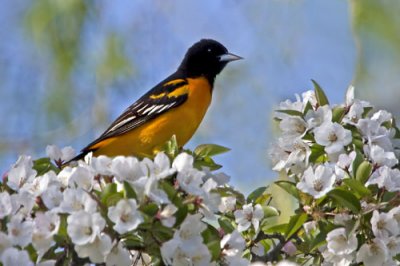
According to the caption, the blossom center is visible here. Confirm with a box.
[376,219,386,230]
[84,226,92,236]
[313,179,324,192]
[328,132,338,142]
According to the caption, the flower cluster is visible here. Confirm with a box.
[0,141,276,265]
[270,82,400,265]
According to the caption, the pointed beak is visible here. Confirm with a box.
[218,52,243,62]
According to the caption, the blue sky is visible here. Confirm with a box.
[0,1,356,193]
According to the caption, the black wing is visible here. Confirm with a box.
[81,75,189,153]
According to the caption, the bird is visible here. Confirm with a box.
[70,39,242,162]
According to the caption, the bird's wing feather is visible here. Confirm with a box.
[82,78,189,152]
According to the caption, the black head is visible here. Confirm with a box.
[178,39,242,84]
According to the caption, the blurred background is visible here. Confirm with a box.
[1,0,400,195]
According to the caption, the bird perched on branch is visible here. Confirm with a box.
[70,39,242,161]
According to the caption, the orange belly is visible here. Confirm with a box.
[92,77,212,158]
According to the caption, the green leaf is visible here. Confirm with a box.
[101,183,123,206]
[343,178,371,198]
[162,135,179,158]
[152,222,174,242]
[262,206,280,218]
[247,186,268,203]
[309,144,326,163]
[285,213,308,239]
[262,223,287,234]
[355,161,373,184]
[275,181,300,200]
[352,149,365,177]
[310,231,328,252]
[140,202,159,217]
[33,157,59,175]
[328,188,361,213]
[173,204,188,227]
[194,144,230,157]
[275,109,304,117]
[332,106,346,123]
[218,216,235,234]
[123,181,137,199]
[312,79,329,106]
[202,225,221,261]
[193,156,222,170]
[303,101,313,115]
[124,234,145,249]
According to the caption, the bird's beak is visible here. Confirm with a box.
[219,53,243,62]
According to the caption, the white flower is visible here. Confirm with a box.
[305,105,332,129]
[158,204,177,227]
[111,156,146,183]
[198,178,221,219]
[41,183,63,209]
[46,145,75,163]
[334,152,356,180]
[297,165,336,198]
[67,211,105,245]
[20,171,52,197]
[108,199,143,234]
[303,221,317,234]
[343,100,365,125]
[1,247,33,266]
[367,166,400,192]
[202,169,230,186]
[279,116,308,140]
[32,211,60,258]
[275,95,304,120]
[67,164,95,191]
[314,122,352,154]
[356,238,388,266]
[371,110,392,125]
[161,241,212,266]
[0,192,12,219]
[150,152,175,179]
[333,213,353,226]
[0,232,11,256]
[172,152,194,172]
[143,175,170,204]
[386,236,400,257]
[225,255,251,266]
[75,233,112,263]
[322,247,354,266]
[7,215,33,247]
[234,203,264,232]
[326,228,357,255]
[59,188,97,214]
[366,145,398,168]
[219,196,236,213]
[357,120,393,151]
[89,155,113,176]
[9,190,35,216]
[177,168,205,196]
[221,230,245,257]
[160,214,211,266]
[371,210,398,239]
[389,206,400,226]
[7,155,37,191]
[105,242,132,266]
[302,90,317,106]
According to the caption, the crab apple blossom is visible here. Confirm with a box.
[296,164,336,198]
[234,203,264,232]
[67,211,105,245]
[314,122,352,154]
[107,199,143,234]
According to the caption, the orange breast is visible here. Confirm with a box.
[93,77,212,158]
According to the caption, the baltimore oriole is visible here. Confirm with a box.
[71,39,241,161]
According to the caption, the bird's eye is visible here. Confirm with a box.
[207,48,212,52]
